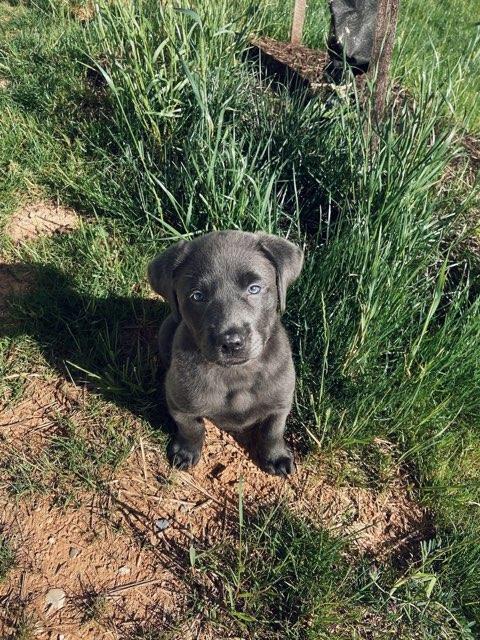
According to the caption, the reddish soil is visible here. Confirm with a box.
[70,1,95,22]
[0,197,433,638]
[5,201,79,245]
[0,374,431,638]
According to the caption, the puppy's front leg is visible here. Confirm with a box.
[168,409,205,470]
[256,412,294,476]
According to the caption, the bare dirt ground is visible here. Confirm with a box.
[0,377,431,639]
[4,201,79,245]
[70,1,95,22]
[251,36,328,86]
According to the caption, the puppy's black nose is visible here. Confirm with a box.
[220,331,245,355]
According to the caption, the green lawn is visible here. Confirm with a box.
[0,0,479,638]
[265,0,480,132]
[398,0,480,133]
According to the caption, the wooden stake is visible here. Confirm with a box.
[291,0,307,45]
[369,0,400,121]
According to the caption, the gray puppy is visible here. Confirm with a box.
[148,230,303,476]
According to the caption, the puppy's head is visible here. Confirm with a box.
[148,231,303,366]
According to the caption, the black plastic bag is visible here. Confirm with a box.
[325,0,379,82]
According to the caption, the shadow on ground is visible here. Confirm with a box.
[0,260,173,432]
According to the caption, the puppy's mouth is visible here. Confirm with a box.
[219,356,251,367]
[201,348,259,367]
[207,353,253,367]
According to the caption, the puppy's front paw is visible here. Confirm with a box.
[259,445,294,476]
[168,438,203,470]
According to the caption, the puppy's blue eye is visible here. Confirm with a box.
[190,290,205,302]
[248,284,261,295]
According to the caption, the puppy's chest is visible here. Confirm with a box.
[223,385,256,414]
[169,356,290,424]
[211,371,264,414]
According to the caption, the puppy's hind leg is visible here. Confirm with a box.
[157,313,179,369]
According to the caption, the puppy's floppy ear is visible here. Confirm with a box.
[257,233,304,313]
[148,240,189,321]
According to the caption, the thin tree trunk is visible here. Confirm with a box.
[291,0,307,45]
[369,0,400,121]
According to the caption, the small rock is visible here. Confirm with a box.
[45,588,66,612]
[69,547,80,558]
[48,536,56,545]
[179,504,189,513]
[58,635,65,640]
[154,518,170,532]
[118,565,130,576]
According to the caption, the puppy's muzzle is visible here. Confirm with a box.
[213,327,252,364]
[219,330,245,356]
